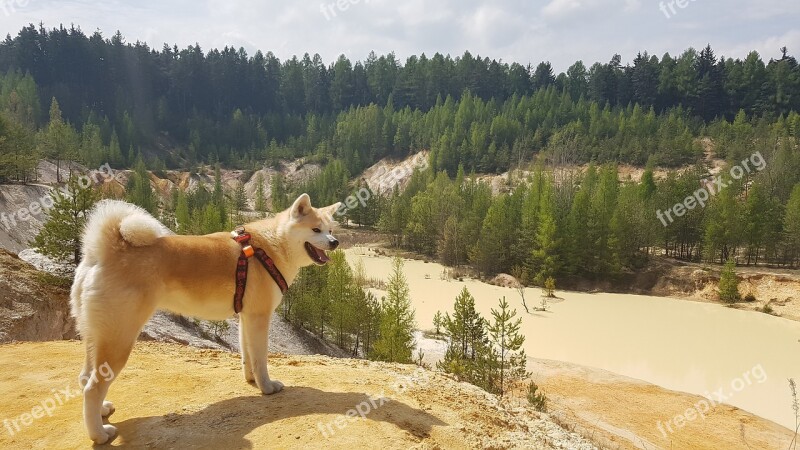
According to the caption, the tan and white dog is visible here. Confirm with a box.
[70,193,340,444]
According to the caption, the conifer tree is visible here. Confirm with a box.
[784,184,800,267]
[175,190,190,234]
[271,173,288,211]
[488,296,528,396]
[254,174,267,215]
[718,259,741,303]
[126,155,156,214]
[40,98,78,183]
[438,287,487,382]
[33,175,99,266]
[372,257,415,363]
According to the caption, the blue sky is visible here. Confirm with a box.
[2,0,799,70]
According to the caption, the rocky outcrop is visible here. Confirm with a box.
[0,250,76,343]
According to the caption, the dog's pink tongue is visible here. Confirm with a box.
[317,247,330,262]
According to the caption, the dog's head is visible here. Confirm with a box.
[285,193,342,266]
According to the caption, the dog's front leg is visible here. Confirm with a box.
[239,316,254,382]
[243,312,283,395]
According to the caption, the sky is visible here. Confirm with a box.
[1,0,799,71]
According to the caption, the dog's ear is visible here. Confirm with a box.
[290,193,312,219]
[320,202,343,221]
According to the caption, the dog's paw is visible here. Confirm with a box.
[260,379,284,395]
[90,424,117,445]
[101,401,115,417]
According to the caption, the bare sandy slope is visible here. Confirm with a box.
[0,341,595,450]
[526,359,797,450]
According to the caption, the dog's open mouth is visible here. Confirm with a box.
[305,242,330,265]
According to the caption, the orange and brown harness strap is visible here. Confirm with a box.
[231,227,289,314]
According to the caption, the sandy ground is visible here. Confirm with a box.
[0,341,598,450]
[526,359,797,450]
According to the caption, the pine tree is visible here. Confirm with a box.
[213,163,226,221]
[433,311,443,335]
[488,296,529,396]
[198,203,223,234]
[271,173,288,211]
[39,97,78,183]
[530,178,559,285]
[175,190,190,234]
[234,182,247,211]
[471,196,510,275]
[254,173,267,215]
[784,184,800,267]
[371,257,415,363]
[126,155,156,214]
[33,175,99,266]
[0,113,37,182]
[352,289,382,357]
[108,130,123,167]
[327,250,357,349]
[438,287,488,384]
[544,277,556,298]
[718,259,741,303]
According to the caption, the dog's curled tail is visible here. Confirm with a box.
[81,199,170,265]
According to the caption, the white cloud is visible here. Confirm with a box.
[721,30,800,62]
[0,0,795,73]
[541,0,584,18]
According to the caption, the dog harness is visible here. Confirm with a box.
[231,226,289,313]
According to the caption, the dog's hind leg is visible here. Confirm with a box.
[82,336,135,444]
[81,299,154,444]
[239,317,255,382]
[242,312,283,395]
[79,338,116,418]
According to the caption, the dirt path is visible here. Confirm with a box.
[0,341,595,449]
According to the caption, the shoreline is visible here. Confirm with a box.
[339,236,800,324]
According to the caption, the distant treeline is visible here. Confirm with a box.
[1,24,800,179]
[324,121,800,275]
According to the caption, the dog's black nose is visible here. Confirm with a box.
[329,238,339,250]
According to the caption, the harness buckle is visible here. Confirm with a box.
[231,226,251,244]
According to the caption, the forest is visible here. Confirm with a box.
[1,24,800,182]
[6,24,800,278]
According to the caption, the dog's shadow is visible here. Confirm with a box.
[112,387,447,447]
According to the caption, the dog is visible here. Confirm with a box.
[70,193,341,444]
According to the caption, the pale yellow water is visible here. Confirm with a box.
[345,247,800,430]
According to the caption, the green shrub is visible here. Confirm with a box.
[719,259,741,303]
[527,381,547,412]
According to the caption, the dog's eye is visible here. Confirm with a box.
[312,228,321,233]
